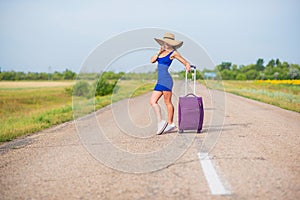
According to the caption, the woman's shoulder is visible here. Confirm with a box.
[170,50,180,59]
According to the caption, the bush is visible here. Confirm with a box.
[64,87,73,96]
[73,81,90,97]
[236,73,247,80]
[94,78,117,96]
[289,68,300,79]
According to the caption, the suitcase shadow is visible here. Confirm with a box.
[201,123,252,133]
[173,123,251,134]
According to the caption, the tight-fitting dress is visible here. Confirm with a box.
[154,51,174,92]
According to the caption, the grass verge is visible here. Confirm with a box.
[0,80,154,143]
[205,80,300,113]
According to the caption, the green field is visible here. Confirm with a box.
[204,80,300,113]
[0,80,154,143]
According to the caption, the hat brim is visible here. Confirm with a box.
[154,38,183,49]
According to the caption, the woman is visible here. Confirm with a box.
[150,32,191,134]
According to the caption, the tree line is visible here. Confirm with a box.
[0,69,76,81]
[204,58,300,80]
[1,58,299,81]
[0,69,157,81]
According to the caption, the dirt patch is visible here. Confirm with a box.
[0,81,74,88]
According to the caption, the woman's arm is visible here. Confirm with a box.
[172,51,191,72]
[150,47,164,63]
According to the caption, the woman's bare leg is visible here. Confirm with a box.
[149,91,163,122]
[163,91,174,124]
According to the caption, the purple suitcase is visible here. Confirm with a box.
[178,66,204,133]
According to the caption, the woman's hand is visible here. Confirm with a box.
[186,63,191,72]
[158,46,165,55]
[150,47,163,63]
[150,46,166,63]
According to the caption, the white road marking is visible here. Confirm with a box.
[198,152,231,195]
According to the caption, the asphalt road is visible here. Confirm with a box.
[1,82,299,199]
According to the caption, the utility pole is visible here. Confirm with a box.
[48,66,52,81]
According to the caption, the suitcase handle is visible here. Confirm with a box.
[185,93,197,97]
[185,65,196,95]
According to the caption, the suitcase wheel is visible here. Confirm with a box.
[178,129,183,133]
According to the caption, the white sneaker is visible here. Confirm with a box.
[164,123,176,133]
[157,120,168,135]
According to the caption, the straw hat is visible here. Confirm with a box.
[154,32,183,49]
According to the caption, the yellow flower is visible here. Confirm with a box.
[255,80,300,85]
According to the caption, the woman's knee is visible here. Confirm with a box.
[149,99,157,106]
[150,91,162,106]
[165,101,173,107]
[163,98,173,106]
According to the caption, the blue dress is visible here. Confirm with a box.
[154,51,174,92]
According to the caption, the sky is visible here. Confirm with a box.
[0,0,299,73]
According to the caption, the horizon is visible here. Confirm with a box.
[0,56,297,73]
[0,56,298,74]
